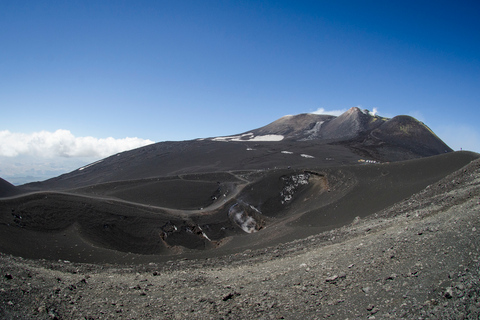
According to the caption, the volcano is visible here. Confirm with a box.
[16,107,452,191]
[0,107,466,264]
[1,108,480,319]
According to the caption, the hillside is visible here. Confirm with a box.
[0,178,19,198]
[0,108,464,261]
[1,152,479,319]
[17,108,452,191]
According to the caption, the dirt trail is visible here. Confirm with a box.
[0,172,252,218]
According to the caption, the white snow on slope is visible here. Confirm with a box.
[212,133,253,141]
[212,133,284,142]
[249,135,284,141]
[78,159,103,171]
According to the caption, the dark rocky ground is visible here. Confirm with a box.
[0,152,476,265]
[1,155,479,319]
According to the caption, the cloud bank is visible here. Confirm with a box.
[0,130,155,158]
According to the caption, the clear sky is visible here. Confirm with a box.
[1,1,479,184]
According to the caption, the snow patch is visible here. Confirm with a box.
[212,133,254,141]
[249,135,284,141]
[281,173,310,204]
[281,151,294,154]
[301,121,324,140]
[301,154,315,158]
[78,159,103,171]
[197,225,211,241]
[211,133,283,142]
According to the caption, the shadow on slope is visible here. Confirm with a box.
[0,178,20,198]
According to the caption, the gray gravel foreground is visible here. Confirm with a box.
[1,159,480,319]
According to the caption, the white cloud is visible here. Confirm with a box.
[0,129,154,158]
[0,130,155,184]
[310,108,347,117]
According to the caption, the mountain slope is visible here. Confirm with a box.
[19,107,452,191]
[320,107,384,140]
[371,115,451,154]
[248,113,335,140]
[0,177,19,197]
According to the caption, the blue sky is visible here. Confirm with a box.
[1,1,479,184]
